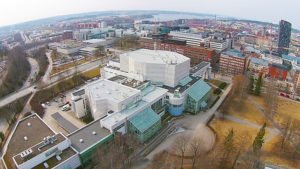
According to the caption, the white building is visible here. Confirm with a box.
[209,39,228,51]
[103,49,190,88]
[3,114,81,169]
[85,79,141,119]
[169,31,210,47]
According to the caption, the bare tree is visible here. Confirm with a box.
[189,137,204,169]
[264,78,278,118]
[173,134,189,169]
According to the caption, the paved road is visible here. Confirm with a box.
[0,86,35,108]
[0,59,102,108]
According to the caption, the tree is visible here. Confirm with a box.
[92,133,141,169]
[264,78,278,118]
[248,75,255,93]
[252,123,266,169]
[254,73,263,95]
[219,128,235,168]
[51,49,58,60]
[0,131,5,142]
[189,137,204,169]
[174,134,189,169]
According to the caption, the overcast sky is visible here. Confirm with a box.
[0,0,299,29]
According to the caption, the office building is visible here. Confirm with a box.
[278,20,292,56]
[3,114,81,169]
[169,31,210,47]
[220,49,247,76]
[140,37,218,66]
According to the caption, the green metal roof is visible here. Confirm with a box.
[129,108,161,133]
[187,80,211,101]
[179,76,193,86]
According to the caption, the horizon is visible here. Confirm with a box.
[0,0,299,29]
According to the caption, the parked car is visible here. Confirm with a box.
[62,104,71,111]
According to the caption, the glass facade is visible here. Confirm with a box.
[278,20,292,56]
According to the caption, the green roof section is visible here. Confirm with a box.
[129,108,161,133]
[187,79,212,101]
[179,76,193,86]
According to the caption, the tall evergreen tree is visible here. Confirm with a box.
[248,75,255,93]
[252,123,266,169]
[255,73,263,95]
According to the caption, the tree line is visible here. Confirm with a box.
[0,46,30,97]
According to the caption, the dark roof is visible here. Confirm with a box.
[3,114,55,169]
[72,89,85,96]
[13,134,66,165]
[271,63,290,71]
[190,62,210,74]
[52,112,78,133]
[67,118,111,153]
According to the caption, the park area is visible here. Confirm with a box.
[208,91,300,169]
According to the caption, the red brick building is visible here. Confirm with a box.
[220,49,247,76]
[268,63,289,81]
[140,38,218,66]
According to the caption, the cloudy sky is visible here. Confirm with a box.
[0,0,299,29]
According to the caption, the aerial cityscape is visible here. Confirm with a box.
[0,1,300,169]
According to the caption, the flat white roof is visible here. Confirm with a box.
[83,39,106,44]
[121,49,190,65]
[86,79,140,104]
[80,47,97,52]
[101,86,167,129]
[142,87,168,103]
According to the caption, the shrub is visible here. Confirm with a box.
[214,88,222,95]
[218,82,227,89]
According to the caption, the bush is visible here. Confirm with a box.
[213,88,222,95]
[210,96,220,108]
[218,82,227,89]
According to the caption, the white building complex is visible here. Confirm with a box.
[2,49,214,169]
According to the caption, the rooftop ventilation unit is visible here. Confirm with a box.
[20,148,33,158]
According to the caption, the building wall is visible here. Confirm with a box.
[269,66,288,81]
[79,134,114,168]
[128,118,161,143]
[220,54,246,76]
[140,38,217,66]
[53,154,81,169]
[16,139,71,169]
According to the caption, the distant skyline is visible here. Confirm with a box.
[0,0,300,29]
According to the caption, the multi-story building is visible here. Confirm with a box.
[140,37,218,66]
[268,63,289,81]
[209,39,228,51]
[220,49,247,76]
[248,57,269,75]
[169,31,210,47]
[3,114,81,169]
[278,20,292,56]
[293,69,300,95]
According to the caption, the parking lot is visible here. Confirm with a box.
[42,88,86,135]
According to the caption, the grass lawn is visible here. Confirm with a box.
[226,98,268,125]
[209,118,300,169]
[209,118,258,147]
[250,95,300,124]
[81,68,100,79]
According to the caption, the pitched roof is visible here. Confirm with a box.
[187,79,212,101]
[129,108,160,133]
